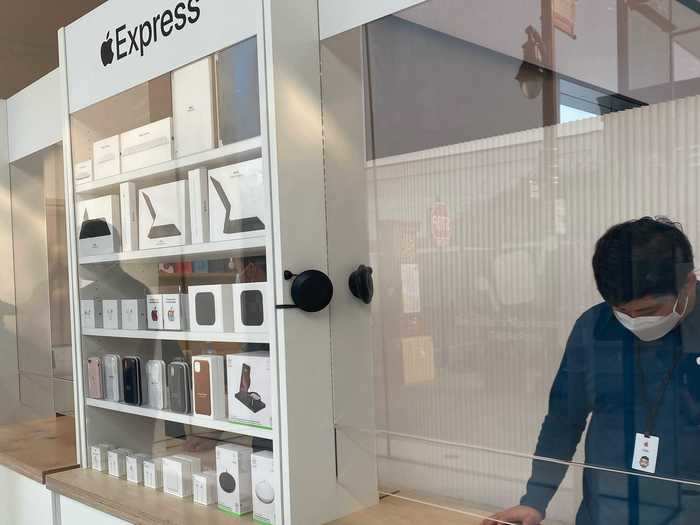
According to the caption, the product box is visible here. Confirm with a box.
[193,471,218,506]
[143,458,163,490]
[251,450,276,524]
[121,299,147,330]
[102,300,121,330]
[146,360,168,410]
[216,444,252,516]
[173,57,217,158]
[78,195,121,256]
[108,448,132,479]
[188,168,210,244]
[232,283,268,334]
[188,285,234,333]
[208,159,265,242]
[120,182,139,252]
[120,117,174,172]
[163,294,188,331]
[91,443,115,473]
[80,299,103,329]
[103,354,123,402]
[163,455,202,498]
[74,160,93,184]
[138,180,191,250]
[126,453,151,485]
[147,295,164,330]
[93,135,121,179]
[227,352,272,429]
[192,355,226,420]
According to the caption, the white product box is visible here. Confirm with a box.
[193,471,218,506]
[74,160,93,184]
[227,352,272,429]
[251,451,276,524]
[232,283,268,334]
[146,360,168,410]
[188,285,234,333]
[102,300,121,330]
[163,455,202,498]
[103,354,123,402]
[144,458,163,490]
[80,299,103,329]
[173,57,216,158]
[188,168,210,244]
[126,453,151,484]
[93,135,121,179]
[138,180,191,250]
[192,355,226,420]
[78,195,121,256]
[91,443,115,473]
[120,118,173,172]
[163,294,188,331]
[120,182,139,252]
[121,299,147,330]
[147,295,164,330]
[108,448,132,479]
[216,444,252,516]
[208,159,266,242]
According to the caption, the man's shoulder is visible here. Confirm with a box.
[573,302,611,332]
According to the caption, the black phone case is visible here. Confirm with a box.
[123,357,142,406]
[169,362,191,414]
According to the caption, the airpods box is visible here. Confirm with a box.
[74,160,93,184]
[121,118,174,172]
[216,444,252,516]
[93,135,121,179]
[81,299,103,329]
[138,180,191,250]
[188,285,234,332]
[188,168,210,244]
[91,443,114,473]
[252,451,276,524]
[163,455,202,498]
[120,182,139,252]
[163,294,188,331]
[78,195,121,256]
[193,471,218,506]
[126,453,151,484]
[121,299,147,330]
[144,458,163,489]
[173,58,216,159]
[102,300,121,330]
[232,283,268,334]
[226,352,272,429]
[208,159,266,242]
[108,448,132,479]
[147,295,164,330]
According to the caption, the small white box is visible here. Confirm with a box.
[108,448,132,479]
[80,299,103,329]
[173,57,216,158]
[146,360,168,410]
[188,168,210,244]
[78,195,121,256]
[121,299,147,330]
[232,283,268,334]
[91,444,115,473]
[93,135,121,179]
[126,453,151,484]
[252,451,276,524]
[216,444,252,516]
[188,285,234,333]
[74,160,93,184]
[227,352,272,429]
[121,118,173,172]
[208,159,266,242]
[138,180,191,250]
[163,455,202,498]
[192,355,226,420]
[193,471,218,506]
[163,294,188,331]
[144,458,163,490]
[120,182,139,252]
[102,300,121,330]
[147,295,164,330]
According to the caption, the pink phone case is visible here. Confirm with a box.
[87,358,104,399]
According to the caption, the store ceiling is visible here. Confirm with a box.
[0,0,105,99]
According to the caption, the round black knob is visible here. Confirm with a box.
[289,270,334,312]
[349,265,374,304]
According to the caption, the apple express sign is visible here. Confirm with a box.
[100,0,202,67]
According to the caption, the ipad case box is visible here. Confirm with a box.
[93,135,121,179]
[192,355,226,420]
[227,352,272,429]
[138,180,191,250]
[173,57,217,158]
[120,117,174,172]
[78,195,122,256]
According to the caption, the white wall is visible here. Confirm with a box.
[0,466,54,525]
[319,0,425,39]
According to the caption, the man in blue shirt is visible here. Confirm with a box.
[484,217,700,525]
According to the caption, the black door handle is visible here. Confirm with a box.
[349,265,374,304]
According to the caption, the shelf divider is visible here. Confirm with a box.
[82,328,268,344]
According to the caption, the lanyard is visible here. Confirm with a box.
[635,345,682,437]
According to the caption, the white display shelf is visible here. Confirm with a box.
[78,232,266,265]
[75,136,263,196]
[86,398,273,439]
[82,327,269,344]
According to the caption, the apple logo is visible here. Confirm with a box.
[101,32,114,67]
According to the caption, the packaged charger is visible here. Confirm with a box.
[188,168,210,244]
[193,471,218,506]
[163,455,201,498]
[93,135,121,179]
[126,453,151,484]
[138,180,191,250]
[232,283,268,334]
[188,285,234,333]
[147,295,164,330]
[192,355,226,420]
[102,300,121,330]
[163,294,188,331]
[144,458,163,489]
[74,160,93,184]
[173,57,217,158]
[251,450,276,524]
[227,352,272,429]
[80,299,103,329]
[91,443,115,473]
[121,299,147,330]
[108,448,132,479]
[120,118,173,172]
[120,182,139,252]
[216,444,252,516]
[78,195,121,256]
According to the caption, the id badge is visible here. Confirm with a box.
[632,433,659,473]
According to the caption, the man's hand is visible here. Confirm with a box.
[481,505,544,525]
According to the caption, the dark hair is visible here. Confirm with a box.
[592,217,694,306]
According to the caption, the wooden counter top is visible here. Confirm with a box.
[47,468,255,525]
[0,416,78,483]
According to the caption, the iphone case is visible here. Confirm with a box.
[103,354,123,402]
[169,361,191,414]
[87,357,104,399]
[123,356,143,406]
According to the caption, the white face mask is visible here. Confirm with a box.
[614,295,689,342]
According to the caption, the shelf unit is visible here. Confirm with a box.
[86,398,273,439]
[82,328,268,344]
